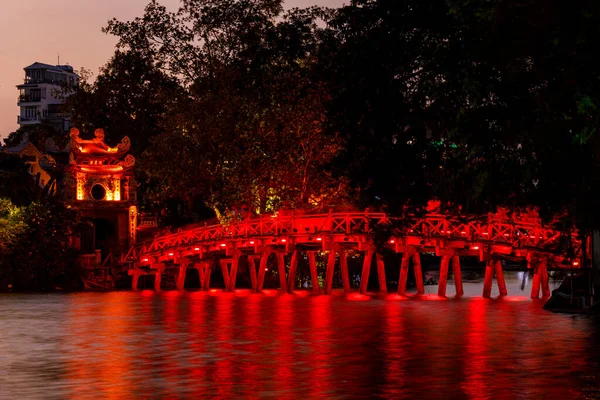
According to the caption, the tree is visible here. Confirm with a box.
[104,0,349,219]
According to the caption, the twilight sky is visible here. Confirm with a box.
[0,0,345,140]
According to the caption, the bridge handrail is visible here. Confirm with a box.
[110,211,576,264]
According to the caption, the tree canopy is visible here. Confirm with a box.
[66,0,600,231]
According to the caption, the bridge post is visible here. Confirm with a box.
[220,260,231,290]
[340,250,351,293]
[376,253,387,293]
[131,270,142,290]
[176,264,187,291]
[540,258,550,297]
[530,259,541,299]
[308,251,320,294]
[248,256,258,291]
[257,251,270,292]
[412,252,424,295]
[193,262,205,290]
[397,252,411,296]
[287,250,299,294]
[325,251,336,294]
[494,260,507,296]
[359,250,374,295]
[203,261,212,290]
[452,255,463,297]
[227,252,241,292]
[438,255,451,297]
[483,260,494,298]
[277,253,287,292]
[153,263,165,291]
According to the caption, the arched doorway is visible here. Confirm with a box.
[93,218,116,255]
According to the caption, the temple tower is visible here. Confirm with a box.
[41,127,137,255]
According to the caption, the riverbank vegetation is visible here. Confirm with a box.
[0,154,85,291]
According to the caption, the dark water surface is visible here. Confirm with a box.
[2,282,600,399]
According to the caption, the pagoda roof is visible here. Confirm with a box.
[39,128,135,175]
[69,128,131,158]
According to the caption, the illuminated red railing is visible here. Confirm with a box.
[110,210,578,266]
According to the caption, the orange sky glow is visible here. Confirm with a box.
[0,0,345,140]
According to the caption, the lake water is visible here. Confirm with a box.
[1,275,600,399]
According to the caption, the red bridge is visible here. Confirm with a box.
[106,210,581,299]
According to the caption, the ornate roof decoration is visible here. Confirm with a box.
[39,154,57,169]
[45,137,61,153]
[69,127,130,157]
[118,154,136,169]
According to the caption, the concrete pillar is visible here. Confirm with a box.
[483,260,494,298]
[359,250,374,295]
[324,251,336,294]
[376,253,387,293]
[277,253,287,292]
[452,255,463,297]
[308,251,320,293]
[287,250,299,294]
[412,252,424,295]
[495,260,507,296]
[397,252,411,296]
[176,265,187,291]
[340,250,351,293]
[438,255,450,297]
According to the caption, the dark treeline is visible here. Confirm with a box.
[3,0,600,289]
[67,0,600,231]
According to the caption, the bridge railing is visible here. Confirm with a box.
[110,210,576,265]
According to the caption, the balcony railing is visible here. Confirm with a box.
[18,95,41,104]
[17,115,41,123]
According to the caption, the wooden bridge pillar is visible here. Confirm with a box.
[256,251,270,292]
[412,252,424,295]
[325,251,336,294]
[452,255,463,297]
[438,255,451,297]
[308,251,320,293]
[193,262,206,290]
[227,252,241,292]
[397,250,423,296]
[202,261,213,290]
[176,264,187,291]
[248,256,258,291]
[130,270,143,290]
[494,260,507,296]
[483,260,507,298]
[153,263,165,291]
[277,253,287,292]
[359,250,374,294]
[483,260,494,298]
[220,259,231,290]
[376,253,387,293]
[287,250,299,294]
[340,250,351,293]
[530,258,550,299]
[397,252,410,296]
